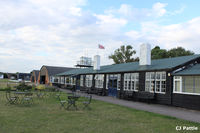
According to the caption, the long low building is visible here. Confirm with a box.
[38,65,75,84]
[54,44,200,111]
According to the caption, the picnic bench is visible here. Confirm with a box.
[123,91,134,100]
[137,91,155,103]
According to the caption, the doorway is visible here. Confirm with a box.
[108,74,119,97]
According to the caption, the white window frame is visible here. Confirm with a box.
[173,76,200,95]
[61,76,65,84]
[145,72,155,92]
[173,76,182,93]
[145,72,166,94]
[155,72,166,94]
[80,75,84,87]
[53,76,59,83]
[65,76,70,85]
[124,73,139,91]
[95,74,104,88]
[50,76,53,83]
[85,75,93,87]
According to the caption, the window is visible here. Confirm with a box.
[53,76,59,83]
[70,77,76,85]
[174,76,182,92]
[145,72,155,92]
[155,72,166,93]
[80,75,84,87]
[50,76,53,83]
[174,76,200,95]
[65,77,70,84]
[61,77,64,84]
[95,74,104,88]
[85,75,93,87]
[145,72,166,93]
[124,73,139,91]
[117,74,121,90]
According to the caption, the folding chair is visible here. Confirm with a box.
[82,95,92,109]
[5,91,18,105]
[58,95,67,109]
[22,92,33,105]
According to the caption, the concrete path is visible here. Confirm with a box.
[60,89,200,123]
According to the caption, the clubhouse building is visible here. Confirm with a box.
[34,44,200,110]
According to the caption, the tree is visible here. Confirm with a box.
[151,46,168,59]
[109,45,138,64]
[151,46,194,59]
[167,47,194,57]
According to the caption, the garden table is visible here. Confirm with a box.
[14,91,33,104]
[66,95,80,110]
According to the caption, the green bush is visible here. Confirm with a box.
[45,86,56,92]
[4,86,11,91]
[16,82,32,91]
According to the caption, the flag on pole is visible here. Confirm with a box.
[98,44,105,49]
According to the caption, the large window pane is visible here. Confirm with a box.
[183,76,194,93]
[175,80,181,92]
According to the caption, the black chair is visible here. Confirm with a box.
[55,89,62,100]
[5,91,18,105]
[22,92,34,105]
[82,95,92,109]
[57,95,67,109]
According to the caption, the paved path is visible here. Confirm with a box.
[60,89,200,123]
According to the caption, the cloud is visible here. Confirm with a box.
[152,2,168,17]
[125,17,200,53]
[0,0,128,72]
[0,0,198,74]
[106,2,168,22]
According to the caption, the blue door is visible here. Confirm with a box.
[75,76,80,91]
[108,75,118,97]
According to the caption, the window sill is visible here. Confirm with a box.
[173,92,200,96]
[155,92,166,94]
[146,91,166,94]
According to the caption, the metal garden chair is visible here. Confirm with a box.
[22,92,34,105]
[55,89,62,100]
[82,95,92,109]
[57,95,67,109]
[5,91,19,105]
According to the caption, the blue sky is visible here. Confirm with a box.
[0,0,200,72]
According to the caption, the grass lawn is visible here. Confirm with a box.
[0,91,199,133]
[0,79,19,89]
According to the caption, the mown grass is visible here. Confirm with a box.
[0,79,19,90]
[0,91,199,133]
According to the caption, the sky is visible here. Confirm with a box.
[0,0,200,73]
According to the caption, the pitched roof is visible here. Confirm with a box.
[43,66,75,76]
[173,64,200,76]
[58,54,200,76]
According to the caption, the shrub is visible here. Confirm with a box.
[16,82,32,91]
[45,86,56,92]
[36,85,46,90]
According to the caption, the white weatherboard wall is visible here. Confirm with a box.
[139,43,151,65]
[94,55,100,70]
